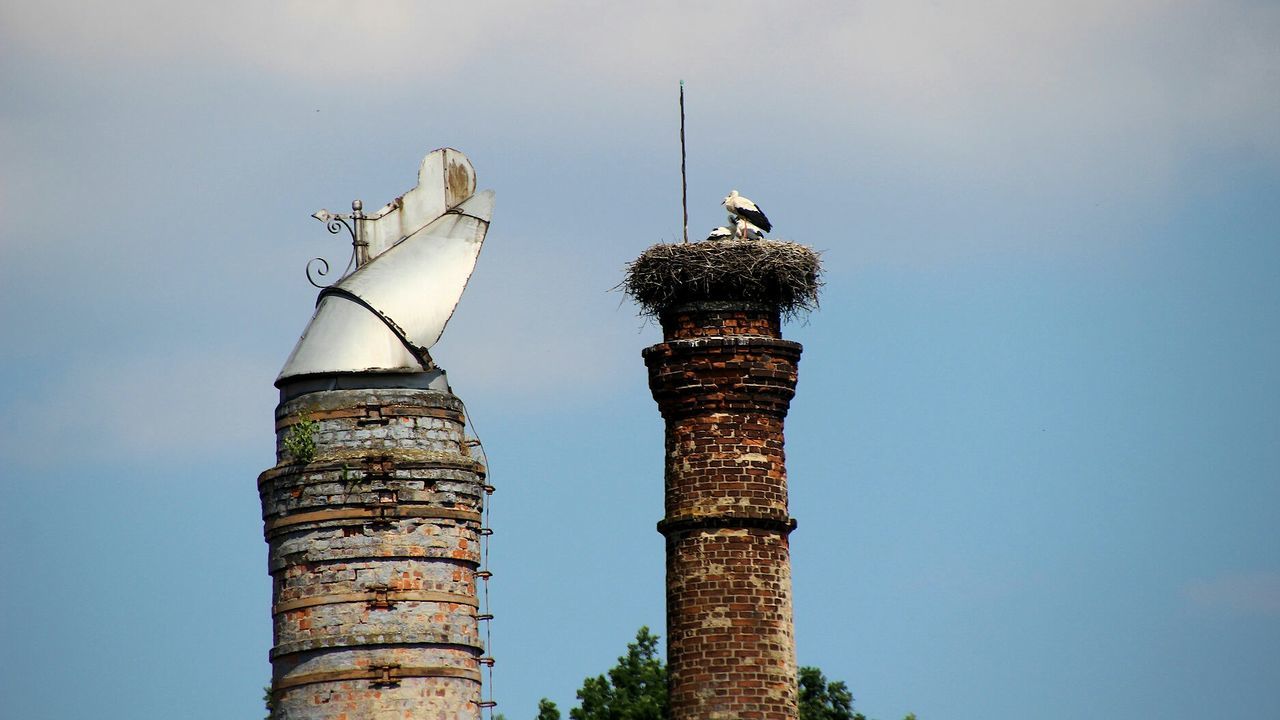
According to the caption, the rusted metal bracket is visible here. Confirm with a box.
[475,570,493,580]
[370,664,401,688]
[369,503,397,527]
[364,454,395,477]
[476,613,494,621]
[357,404,390,426]
[367,584,395,610]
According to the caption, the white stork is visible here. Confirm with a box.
[705,226,734,241]
[722,190,772,234]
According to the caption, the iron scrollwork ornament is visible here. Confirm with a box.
[306,200,365,289]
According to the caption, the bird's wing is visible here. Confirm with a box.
[736,204,771,232]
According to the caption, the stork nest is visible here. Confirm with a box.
[623,240,822,319]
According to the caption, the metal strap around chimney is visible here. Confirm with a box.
[657,513,798,536]
[273,664,481,693]
[264,505,481,538]
[258,454,486,487]
[273,589,478,615]
[275,404,463,431]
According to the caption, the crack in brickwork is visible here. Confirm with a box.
[645,304,802,720]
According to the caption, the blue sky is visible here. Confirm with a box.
[1,2,1277,719]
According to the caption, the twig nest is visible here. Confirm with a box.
[623,240,822,320]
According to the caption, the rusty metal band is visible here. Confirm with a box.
[259,453,483,481]
[267,552,481,575]
[271,634,485,659]
[258,458,483,486]
[275,405,462,430]
[657,514,798,536]
[264,506,481,537]
[273,590,478,614]
[273,665,481,693]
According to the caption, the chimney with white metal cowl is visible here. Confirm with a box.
[260,149,496,720]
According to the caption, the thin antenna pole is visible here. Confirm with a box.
[679,80,688,244]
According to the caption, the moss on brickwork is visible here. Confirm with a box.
[623,240,822,320]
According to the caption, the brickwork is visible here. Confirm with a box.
[260,388,487,720]
[661,304,782,341]
[643,302,802,720]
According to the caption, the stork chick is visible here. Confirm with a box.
[705,226,734,241]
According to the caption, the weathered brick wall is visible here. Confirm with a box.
[644,302,802,720]
[260,388,488,720]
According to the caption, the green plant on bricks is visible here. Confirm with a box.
[282,413,317,464]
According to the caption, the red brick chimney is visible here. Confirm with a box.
[626,241,820,720]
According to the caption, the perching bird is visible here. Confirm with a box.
[722,190,772,233]
[705,226,734,241]
[734,217,765,241]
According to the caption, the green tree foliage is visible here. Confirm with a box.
[799,666,863,720]
[536,698,563,720]
[537,628,914,720]
[569,626,668,720]
[798,666,917,720]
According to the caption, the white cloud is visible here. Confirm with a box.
[5,0,1276,224]
[2,0,1278,415]
[7,0,1275,165]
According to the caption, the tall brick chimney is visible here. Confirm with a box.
[625,240,821,720]
[260,384,491,720]
[260,148,496,719]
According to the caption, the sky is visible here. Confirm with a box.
[1,1,1277,718]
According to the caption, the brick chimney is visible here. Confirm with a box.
[260,384,491,719]
[261,148,496,719]
[626,240,820,720]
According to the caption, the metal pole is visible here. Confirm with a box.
[352,199,367,267]
[680,80,688,244]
